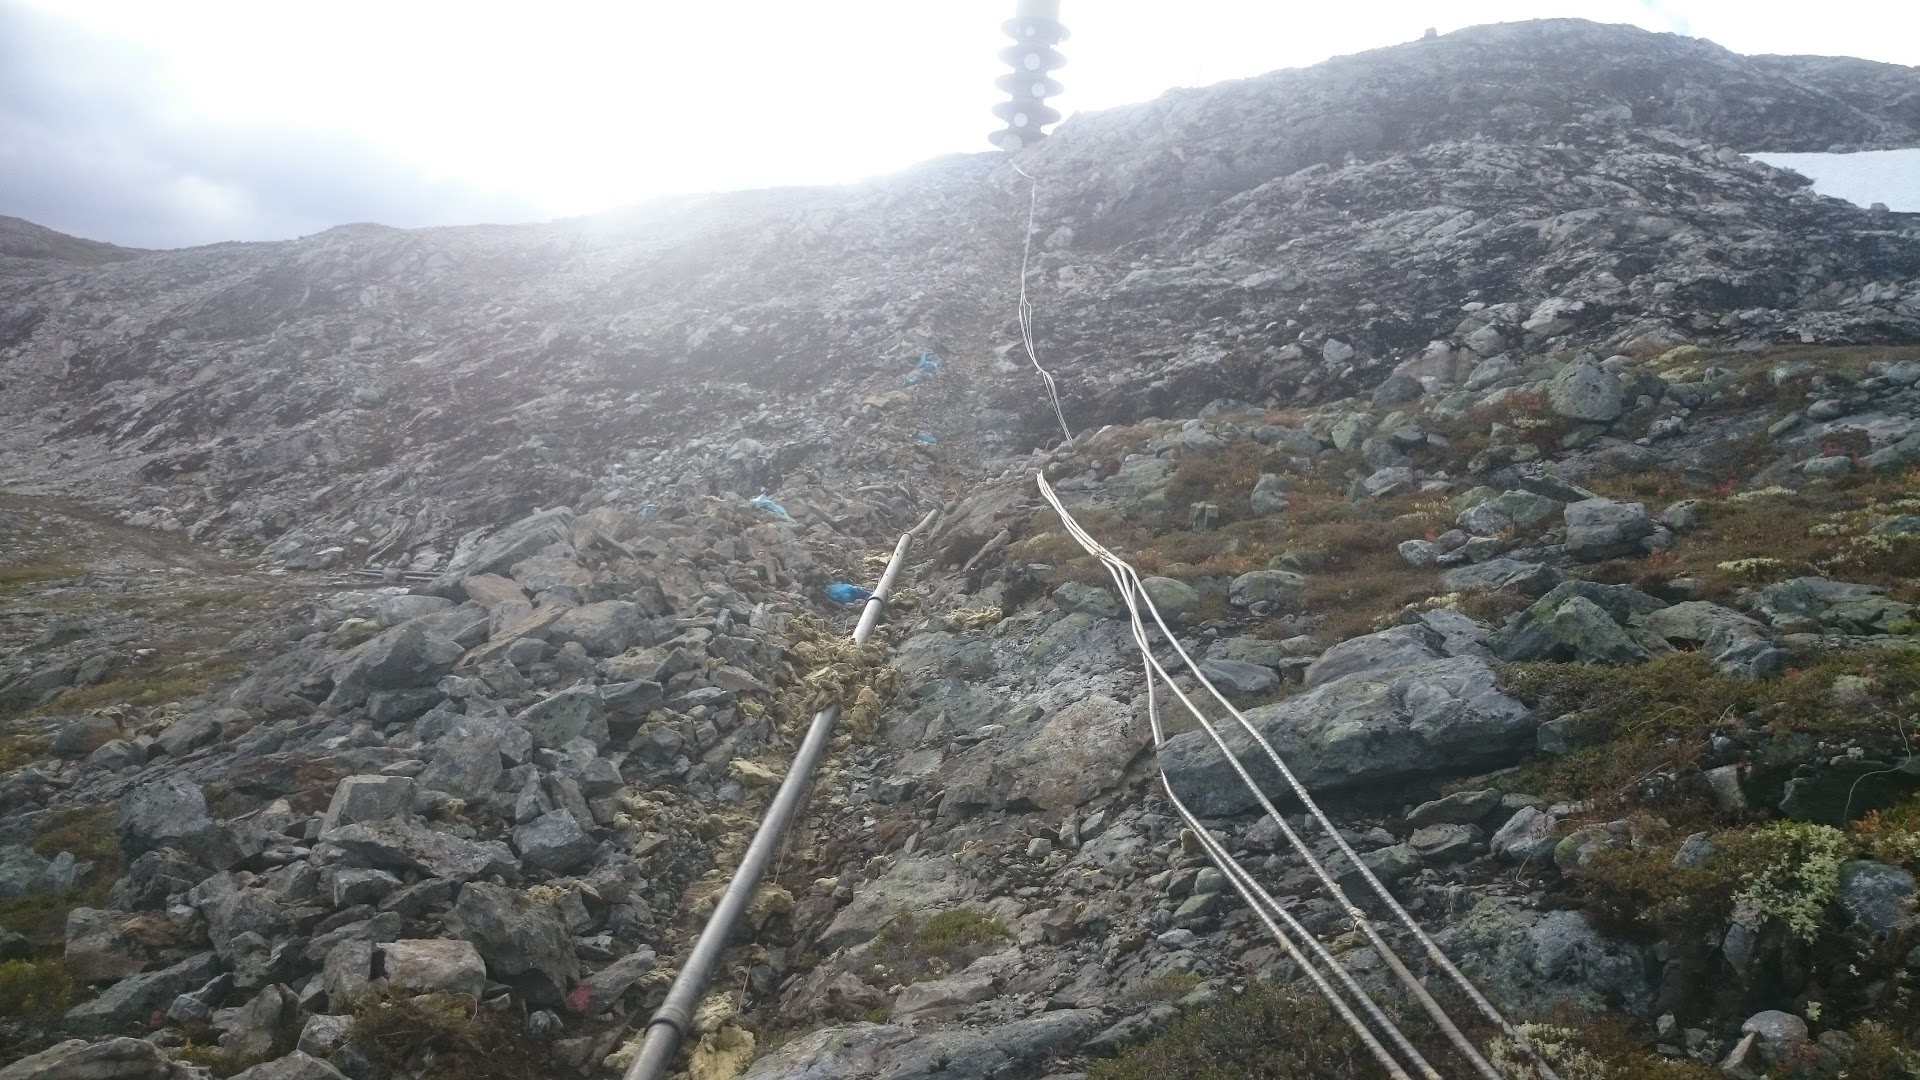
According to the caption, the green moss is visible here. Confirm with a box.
[0,958,74,1016]
[868,908,1008,985]
[0,555,80,597]
[171,1041,279,1079]
[1498,648,1920,808]
[31,655,251,715]
[1130,973,1204,1002]
[1842,1020,1920,1077]
[32,804,117,860]
[0,880,115,947]
[881,907,1006,958]
[0,732,52,773]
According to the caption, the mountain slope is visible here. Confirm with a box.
[4,18,1920,1080]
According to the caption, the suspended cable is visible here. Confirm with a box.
[1010,161,1072,444]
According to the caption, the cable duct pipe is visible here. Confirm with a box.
[624,507,939,1080]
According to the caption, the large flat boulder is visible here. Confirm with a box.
[1162,649,1533,815]
[0,1038,171,1080]
[322,822,518,882]
[546,601,651,657]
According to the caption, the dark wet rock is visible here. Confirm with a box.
[1838,860,1916,937]
[115,775,247,870]
[64,951,222,1036]
[1051,582,1122,618]
[445,881,580,1003]
[1562,498,1655,561]
[320,775,416,832]
[1438,559,1564,597]
[325,621,464,709]
[511,809,598,873]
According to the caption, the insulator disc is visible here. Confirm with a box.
[996,73,1064,98]
[998,43,1064,71]
[1001,16,1068,45]
[993,100,1061,127]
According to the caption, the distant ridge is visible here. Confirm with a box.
[0,215,144,265]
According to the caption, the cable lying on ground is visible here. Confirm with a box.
[1036,474,1560,1080]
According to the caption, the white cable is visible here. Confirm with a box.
[1009,161,1073,444]
[1097,553,1441,1080]
[1040,474,1561,1080]
[1002,159,1557,1078]
[1043,477,1501,1079]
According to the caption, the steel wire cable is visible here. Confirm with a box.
[1040,476,1503,1079]
[1009,161,1073,444]
[1095,553,1440,1079]
[999,152,1557,1078]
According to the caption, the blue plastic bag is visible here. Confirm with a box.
[915,431,938,444]
[826,582,874,605]
[750,492,791,519]
[918,352,939,373]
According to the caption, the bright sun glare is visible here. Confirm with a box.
[16,0,1920,233]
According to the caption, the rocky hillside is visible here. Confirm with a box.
[3,17,1920,1080]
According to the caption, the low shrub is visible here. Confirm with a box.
[0,958,74,1017]
[348,992,551,1080]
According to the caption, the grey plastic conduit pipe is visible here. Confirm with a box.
[624,506,940,1080]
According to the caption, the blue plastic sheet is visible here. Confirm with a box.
[826,582,874,605]
[750,492,792,519]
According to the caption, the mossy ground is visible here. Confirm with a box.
[1496,647,1920,815]
[870,907,1007,983]
[0,806,121,965]
[26,653,254,717]
[347,992,552,1080]
[0,959,74,1018]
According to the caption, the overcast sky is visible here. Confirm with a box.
[3,1,1917,249]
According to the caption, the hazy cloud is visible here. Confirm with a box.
[0,2,542,249]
